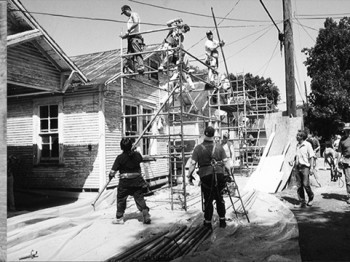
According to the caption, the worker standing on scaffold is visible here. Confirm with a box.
[158,18,190,71]
[205,30,225,85]
[120,5,145,74]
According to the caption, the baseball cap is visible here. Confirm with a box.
[204,126,215,137]
[343,123,350,130]
[121,5,131,14]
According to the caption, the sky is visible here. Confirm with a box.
[20,0,350,110]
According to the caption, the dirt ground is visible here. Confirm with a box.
[275,160,350,261]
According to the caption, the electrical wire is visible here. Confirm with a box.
[294,17,317,43]
[8,9,268,29]
[187,0,241,51]
[128,0,273,23]
[261,40,279,76]
[222,25,274,62]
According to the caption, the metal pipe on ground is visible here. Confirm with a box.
[181,226,210,256]
[158,227,192,258]
[145,226,187,259]
[113,232,169,262]
[105,230,169,262]
[167,226,203,258]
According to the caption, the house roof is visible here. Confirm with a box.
[7,0,88,91]
[71,44,161,85]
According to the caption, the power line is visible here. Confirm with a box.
[294,17,317,43]
[9,9,268,29]
[297,12,350,17]
[187,0,241,51]
[128,0,274,23]
[223,25,274,62]
[262,40,279,76]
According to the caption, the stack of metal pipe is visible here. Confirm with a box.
[106,225,211,262]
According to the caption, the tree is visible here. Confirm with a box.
[229,73,280,106]
[303,17,350,139]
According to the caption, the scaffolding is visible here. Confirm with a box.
[119,25,274,210]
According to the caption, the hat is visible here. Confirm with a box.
[206,30,213,36]
[204,126,215,138]
[121,5,131,14]
[344,123,350,130]
[183,24,190,32]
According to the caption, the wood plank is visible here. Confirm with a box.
[7,29,42,47]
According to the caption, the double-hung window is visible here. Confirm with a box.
[33,98,63,165]
[39,105,59,163]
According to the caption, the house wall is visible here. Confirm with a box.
[7,92,101,189]
[104,77,169,188]
[7,42,62,89]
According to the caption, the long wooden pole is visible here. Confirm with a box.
[211,8,230,84]
[283,0,296,116]
[0,1,7,260]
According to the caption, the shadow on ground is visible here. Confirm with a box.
[8,190,78,218]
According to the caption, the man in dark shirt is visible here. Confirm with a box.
[108,138,151,224]
[188,126,233,230]
[338,123,350,204]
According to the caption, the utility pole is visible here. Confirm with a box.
[0,0,7,259]
[283,0,296,116]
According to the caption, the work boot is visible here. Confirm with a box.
[219,218,226,228]
[112,217,124,225]
[142,209,151,224]
[307,196,314,206]
[203,220,212,231]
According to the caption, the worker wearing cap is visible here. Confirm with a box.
[338,123,350,204]
[188,126,233,230]
[120,5,145,74]
[205,30,225,84]
[158,18,190,71]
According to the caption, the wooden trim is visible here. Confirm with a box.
[98,89,106,190]
[62,71,76,92]
[7,29,42,47]
[8,80,62,92]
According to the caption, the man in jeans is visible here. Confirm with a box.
[120,5,145,74]
[294,130,315,208]
[338,123,350,204]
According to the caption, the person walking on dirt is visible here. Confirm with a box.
[187,126,233,230]
[294,130,315,207]
[120,5,145,74]
[108,138,151,224]
[337,123,350,204]
[205,30,225,84]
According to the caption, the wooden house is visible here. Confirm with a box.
[7,0,169,191]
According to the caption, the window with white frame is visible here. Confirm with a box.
[34,99,63,165]
[142,108,153,155]
[124,104,154,155]
[39,104,59,163]
[125,105,138,137]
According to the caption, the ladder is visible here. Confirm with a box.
[225,171,250,223]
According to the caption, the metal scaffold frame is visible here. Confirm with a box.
[119,27,218,211]
[119,24,274,210]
